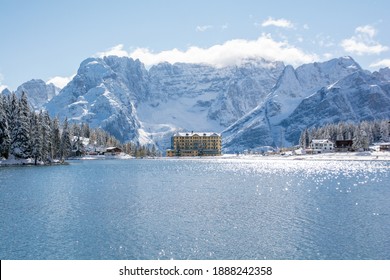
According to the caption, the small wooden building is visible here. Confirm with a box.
[106,147,122,154]
[335,140,353,152]
[379,143,390,151]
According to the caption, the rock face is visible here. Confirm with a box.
[46,57,150,144]
[281,70,390,144]
[45,56,284,146]
[8,54,390,152]
[221,57,387,152]
[15,79,60,110]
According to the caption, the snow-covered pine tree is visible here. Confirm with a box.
[299,128,310,148]
[7,93,18,137]
[10,92,31,159]
[51,117,61,159]
[352,126,369,151]
[81,123,90,138]
[336,122,345,140]
[0,95,10,158]
[60,117,72,160]
[379,120,390,142]
[40,111,52,162]
[31,113,43,165]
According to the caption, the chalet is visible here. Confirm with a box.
[106,147,122,155]
[335,140,353,152]
[310,139,334,153]
[379,143,390,151]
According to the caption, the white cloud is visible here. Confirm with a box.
[303,24,309,30]
[129,34,317,68]
[196,25,213,32]
[261,17,294,29]
[341,25,388,55]
[356,25,376,38]
[47,74,75,89]
[341,39,388,55]
[96,44,130,58]
[369,59,390,68]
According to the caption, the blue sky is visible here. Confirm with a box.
[1,0,390,90]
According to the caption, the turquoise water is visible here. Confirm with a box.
[0,158,389,259]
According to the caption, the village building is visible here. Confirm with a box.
[309,139,334,153]
[335,140,353,152]
[379,143,390,151]
[106,147,122,155]
[166,132,222,157]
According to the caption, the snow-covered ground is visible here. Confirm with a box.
[77,153,134,160]
[0,158,63,166]
[3,152,390,165]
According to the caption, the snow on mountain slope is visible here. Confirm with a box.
[14,79,60,110]
[281,70,390,144]
[45,56,152,144]
[377,67,390,81]
[222,57,362,152]
[14,54,390,153]
[42,56,280,148]
[137,59,284,149]
[140,58,284,127]
[208,59,285,126]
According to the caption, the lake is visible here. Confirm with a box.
[0,158,389,259]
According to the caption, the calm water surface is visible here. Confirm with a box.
[0,158,389,259]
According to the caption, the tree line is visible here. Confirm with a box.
[299,119,390,150]
[0,92,160,164]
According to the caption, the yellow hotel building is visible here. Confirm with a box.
[166,132,222,157]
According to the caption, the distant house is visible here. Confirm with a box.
[166,149,175,157]
[310,139,334,153]
[379,143,390,151]
[335,140,353,152]
[106,147,122,155]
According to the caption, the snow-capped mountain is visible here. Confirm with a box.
[1,88,12,96]
[281,70,390,144]
[222,57,368,152]
[6,54,390,152]
[46,56,151,144]
[13,79,60,110]
[45,56,284,147]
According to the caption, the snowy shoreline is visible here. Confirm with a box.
[0,158,67,166]
[2,151,390,166]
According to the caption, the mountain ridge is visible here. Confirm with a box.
[2,56,390,152]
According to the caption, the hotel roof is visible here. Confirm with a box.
[173,132,221,137]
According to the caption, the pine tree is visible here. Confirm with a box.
[336,122,345,140]
[31,113,43,165]
[7,93,18,135]
[379,120,389,142]
[10,92,31,159]
[352,127,365,151]
[151,145,157,157]
[299,128,310,148]
[51,117,61,159]
[0,95,10,158]
[81,122,90,138]
[40,111,52,163]
[60,117,72,160]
